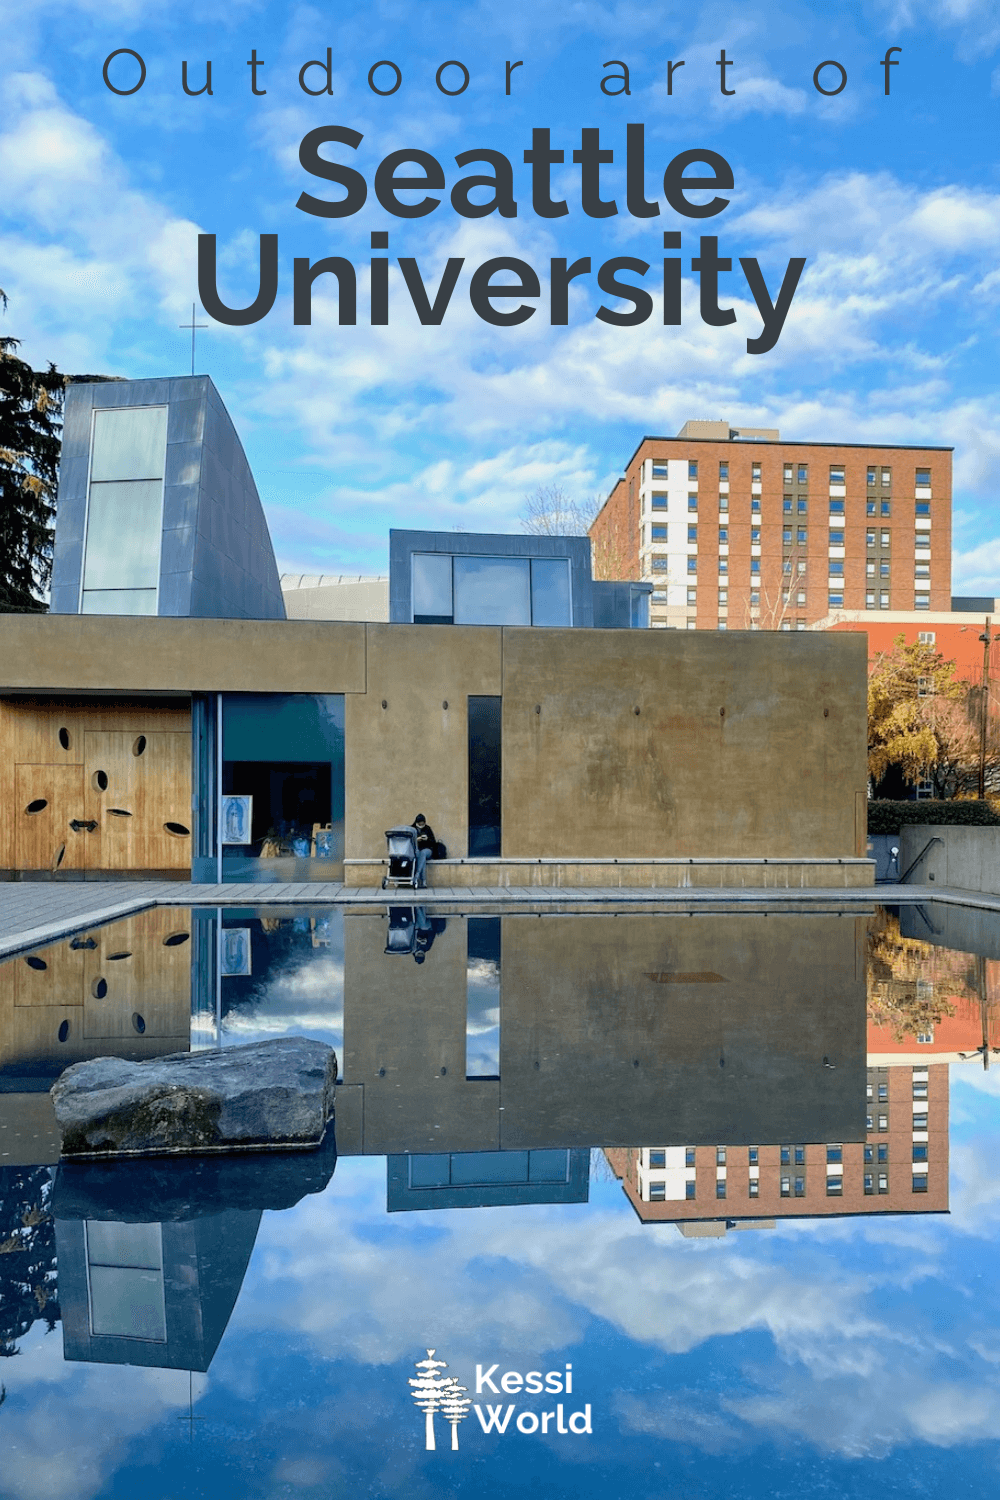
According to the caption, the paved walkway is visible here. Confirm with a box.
[4,878,997,960]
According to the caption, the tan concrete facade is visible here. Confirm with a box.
[591,432,952,631]
[1,614,871,884]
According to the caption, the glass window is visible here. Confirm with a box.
[90,405,168,482]
[687,588,697,604]
[881,467,891,485]
[867,530,876,547]
[794,1145,805,1165]
[685,1147,696,1166]
[864,1173,874,1194]
[828,592,844,607]
[867,500,877,515]
[826,1178,843,1196]
[780,1176,790,1197]
[649,1182,666,1201]
[915,501,931,517]
[912,1144,928,1162]
[529,558,572,627]
[867,563,876,579]
[881,530,891,547]
[651,492,667,509]
[796,590,806,605]
[718,527,729,543]
[86,1220,166,1342]
[867,467,876,485]
[688,494,698,511]
[751,559,761,575]
[797,465,808,483]
[915,533,930,549]
[718,589,728,605]
[412,553,453,622]
[715,1180,726,1199]
[688,461,698,479]
[780,1145,790,1165]
[783,464,793,481]
[881,500,891,516]
[716,1147,727,1165]
[912,1174,928,1192]
[829,561,844,576]
[878,1113,888,1130]
[915,564,930,579]
[748,1147,758,1164]
[913,1080,928,1099]
[652,463,668,479]
[751,462,761,479]
[797,529,807,544]
[797,499,807,514]
[688,525,698,543]
[83,479,163,594]
[717,621,727,630]
[829,466,845,484]
[783,528,792,544]
[685,1180,696,1199]
[648,1149,666,1168]
[718,493,729,511]
[749,590,760,606]
[864,1144,874,1164]
[829,530,845,545]
[751,527,761,543]
[718,559,728,575]
[651,557,669,572]
[651,524,668,540]
[687,558,697,574]
[454,557,530,625]
[719,462,729,479]
[880,592,890,608]
[783,560,792,575]
[915,595,930,610]
[829,499,845,514]
[751,497,761,513]
[794,1175,805,1197]
[878,1172,888,1193]
[913,1112,928,1129]
[81,588,157,616]
[783,498,792,513]
[748,1178,759,1197]
[916,468,931,486]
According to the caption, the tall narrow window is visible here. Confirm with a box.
[82,405,167,615]
[468,697,501,856]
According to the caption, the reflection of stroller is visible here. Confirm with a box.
[384,906,447,959]
[382,825,419,890]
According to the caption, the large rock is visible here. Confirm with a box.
[51,1038,336,1159]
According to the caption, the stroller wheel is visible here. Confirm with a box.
[381,878,387,889]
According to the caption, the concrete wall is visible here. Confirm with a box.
[899,824,1000,896]
[501,626,868,859]
[1,616,868,868]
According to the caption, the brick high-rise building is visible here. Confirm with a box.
[604,1061,949,1233]
[590,420,952,632]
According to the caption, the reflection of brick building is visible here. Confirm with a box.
[606,1063,948,1230]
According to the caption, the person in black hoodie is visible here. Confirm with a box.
[412,813,437,888]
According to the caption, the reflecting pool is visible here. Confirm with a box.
[1,900,999,1498]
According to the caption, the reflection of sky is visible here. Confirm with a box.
[466,956,500,1077]
[1,1069,998,1499]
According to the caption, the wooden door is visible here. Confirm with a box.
[14,765,88,873]
[84,731,192,872]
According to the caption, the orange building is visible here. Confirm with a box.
[812,607,1000,687]
[590,420,952,633]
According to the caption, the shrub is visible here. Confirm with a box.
[867,799,1000,835]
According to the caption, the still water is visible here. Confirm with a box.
[1,900,999,1499]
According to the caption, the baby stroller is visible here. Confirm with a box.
[382,825,419,890]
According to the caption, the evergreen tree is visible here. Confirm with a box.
[0,297,64,613]
[0,1166,60,1357]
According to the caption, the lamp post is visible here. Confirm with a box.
[978,619,993,800]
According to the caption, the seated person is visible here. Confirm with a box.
[412,813,437,888]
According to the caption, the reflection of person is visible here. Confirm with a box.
[412,814,437,889]
[412,907,447,962]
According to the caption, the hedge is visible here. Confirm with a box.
[867,799,1000,834]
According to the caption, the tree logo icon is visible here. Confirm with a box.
[410,1349,471,1451]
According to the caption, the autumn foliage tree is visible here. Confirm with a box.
[866,634,987,798]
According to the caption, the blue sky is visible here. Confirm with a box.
[3,1065,1000,1500]
[3,1,1000,584]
